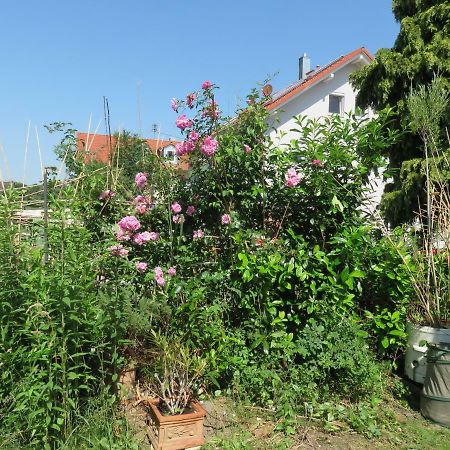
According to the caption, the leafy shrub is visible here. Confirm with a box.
[0,189,128,448]
[37,81,406,438]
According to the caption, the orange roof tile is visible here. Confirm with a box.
[265,47,374,111]
[76,132,179,163]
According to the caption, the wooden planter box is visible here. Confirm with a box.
[146,399,206,450]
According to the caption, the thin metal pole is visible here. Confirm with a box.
[43,169,49,263]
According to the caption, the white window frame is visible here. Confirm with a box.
[329,93,344,116]
[162,145,178,164]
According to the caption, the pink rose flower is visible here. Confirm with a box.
[115,228,131,241]
[175,140,195,156]
[171,202,182,213]
[118,216,141,233]
[172,214,180,224]
[176,114,193,130]
[186,92,196,108]
[171,98,178,112]
[175,142,185,156]
[136,261,148,273]
[135,204,147,214]
[135,172,147,189]
[99,189,115,200]
[193,229,204,239]
[134,195,146,203]
[221,214,231,225]
[171,202,181,214]
[154,266,165,286]
[312,159,323,167]
[186,205,196,216]
[148,231,159,241]
[188,131,199,142]
[244,144,251,153]
[202,80,212,89]
[133,231,152,245]
[285,168,301,188]
[168,267,176,277]
[200,136,218,156]
[133,195,150,214]
[109,244,129,257]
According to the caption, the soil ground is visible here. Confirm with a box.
[123,382,450,450]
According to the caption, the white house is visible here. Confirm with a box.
[266,47,374,143]
[265,47,383,209]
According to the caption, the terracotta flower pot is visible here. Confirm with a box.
[146,399,206,450]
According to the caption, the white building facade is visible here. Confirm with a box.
[266,47,374,143]
[265,47,383,209]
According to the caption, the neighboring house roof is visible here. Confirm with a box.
[76,132,179,164]
[265,47,374,111]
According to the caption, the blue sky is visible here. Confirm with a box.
[0,0,399,183]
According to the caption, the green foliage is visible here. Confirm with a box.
[60,395,139,450]
[32,82,413,442]
[351,0,450,225]
[0,189,128,448]
[85,85,405,435]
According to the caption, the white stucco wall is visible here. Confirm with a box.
[267,61,384,211]
[268,62,366,145]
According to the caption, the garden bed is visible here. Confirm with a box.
[124,390,450,450]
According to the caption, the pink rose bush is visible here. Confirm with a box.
[312,159,323,167]
[168,266,176,277]
[221,214,231,225]
[202,80,212,89]
[186,205,196,216]
[244,144,251,153]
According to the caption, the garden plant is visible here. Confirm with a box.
[0,79,428,448]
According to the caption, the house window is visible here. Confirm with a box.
[162,146,178,164]
[329,94,343,115]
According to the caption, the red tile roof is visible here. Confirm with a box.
[76,132,179,164]
[265,47,374,111]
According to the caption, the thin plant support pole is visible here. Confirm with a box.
[424,140,433,318]
[0,141,12,181]
[43,168,49,263]
[18,121,31,245]
[35,126,44,177]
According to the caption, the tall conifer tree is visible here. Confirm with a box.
[351,0,450,225]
